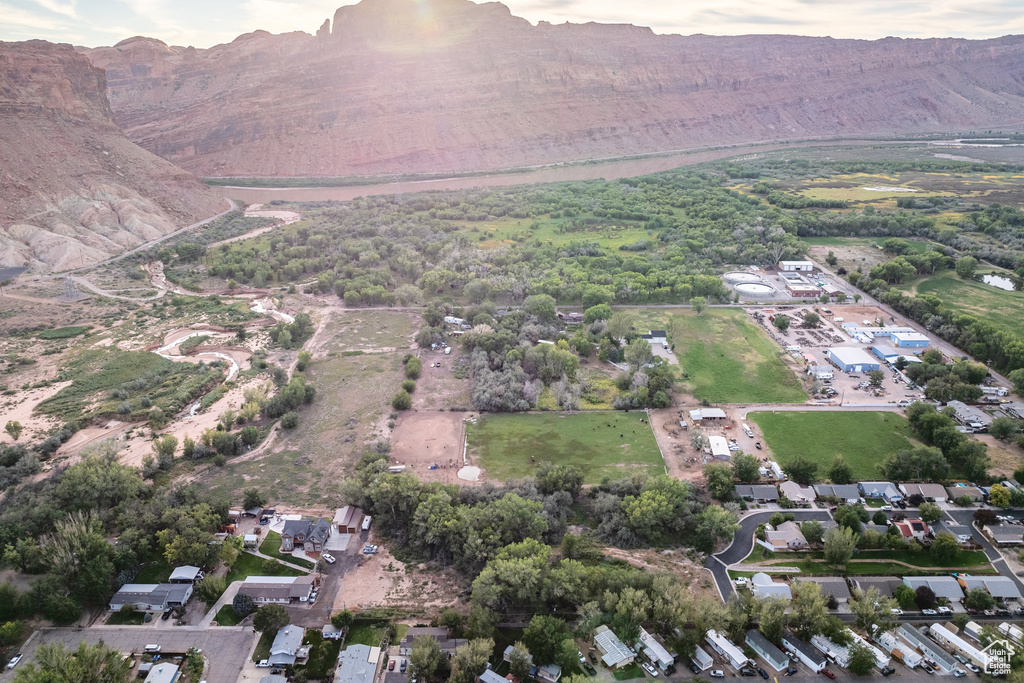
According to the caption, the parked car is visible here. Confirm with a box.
[740,669,757,677]
[735,577,749,586]
[755,442,762,450]
[584,664,597,676]
[881,505,893,511]
[144,645,161,654]
[785,668,798,677]
[922,664,934,675]
[953,670,966,678]
[820,670,836,680]
[589,653,598,665]
[161,609,173,621]
[578,651,586,664]
[922,609,938,616]
[711,671,725,679]
[953,654,968,665]
[388,660,396,671]
[891,608,904,616]
[643,663,660,677]
[937,606,952,615]
[322,552,336,564]
[256,660,270,668]
[966,664,981,673]
[881,667,895,677]
[401,660,407,673]
[687,662,700,674]
[6,655,22,670]
[363,545,378,554]
[757,667,769,679]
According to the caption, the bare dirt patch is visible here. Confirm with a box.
[412,350,471,410]
[602,547,719,600]
[390,411,476,484]
[333,546,463,611]
[974,434,1023,478]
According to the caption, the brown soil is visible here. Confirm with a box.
[412,349,471,411]
[390,411,477,485]
[333,544,464,611]
[602,547,720,600]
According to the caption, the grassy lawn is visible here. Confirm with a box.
[252,630,275,663]
[259,531,316,569]
[135,558,173,583]
[299,630,342,679]
[749,411,915,480]
[346,623,391,648]
[898,270,1024,338]
[467,412,665,484]
[669,309,806,403]
[743,548,990,570]
[613,663,646,681]
[214,604,247,626]
[226,551,306,584]
[106,610,146,625]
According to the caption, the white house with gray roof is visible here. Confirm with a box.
[593,625,634,669]
[269,625,305,667]
[336,644,378,683]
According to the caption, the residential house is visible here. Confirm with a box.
[874,631,921,668]
[641,330,668,346]
[794,577,851,603]
[535,665,561,683]
[813,484,861,505]
[898,483,948,501]
[269,626,305,667]
[479,671,506,683]
[503,646,533,666]
[945,485,985,502]
[109,583,192,612]
[998,622,1024,644]
[851,577,904,599]
[779,481,815,506]
[810,634,850,668]
[144,664,179,683]
[947,401,993,430]
[897,625,957,673]
[238,575,315,604]
[733,485,779,503]
[705,630,747,670]
[782,633,825,672]
[638,627,675,671]
[984,524,1024,546]
[334,506,364,534]
[928,624,990,670]
[860,523,891,537]
[401,627,467,656]
[281,517,332,553]
[746,630,789,672]
[765,521,809,551]
[893,519,930,541]
[750,573,792,600]
[593,625,634,669]
[902,577,965,602]
[859,482,903,503]
[958,576,1023,601]
[336,644,378,683]
[964,622,985,643]
[689,408,727,422]
[167,566,201,584]
[931,521,973,546]
[849,632,890,669]
[692,646,713,672]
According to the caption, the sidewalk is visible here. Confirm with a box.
[199,581,242,629]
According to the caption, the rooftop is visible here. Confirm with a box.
[594,625,633,667]
[960,576,1023,600]
[336,644,377,683]
[794,576,851,600]
[734,484,779,500]
[903,576,964,601]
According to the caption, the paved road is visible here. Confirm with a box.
[943,508,1024,594]
[704,510,834,601]
[5,626,255,683]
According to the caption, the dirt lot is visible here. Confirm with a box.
[412,349,471,410]
[333,544,464,611]
[602,547,719,601]
[390,411,476,484]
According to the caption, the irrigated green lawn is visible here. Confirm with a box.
[899,270,1024,338]
[467,412,664,484]
[749,411,915,480]
[670,309,806,403]
[225,551,306,584]
[259,531,316,569]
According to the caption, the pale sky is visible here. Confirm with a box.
[2,0,1024,48]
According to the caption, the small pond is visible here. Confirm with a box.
[982,274,1018,291]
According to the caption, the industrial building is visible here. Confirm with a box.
[779,261,815,272]
[826,347,881,373]
[891,332,930,348]
[947,401,993,430]
[746,630,789,672]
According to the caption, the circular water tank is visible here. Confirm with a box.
[723,271,762,283]
[735,283,775,297]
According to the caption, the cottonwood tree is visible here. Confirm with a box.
[849,587,895,636]
[800,520,824,545]
[823,527,858,567]
[827,456,853,484]
[756,596,788,644]
[847,641,877,676]
[449,639,495,683]
[789,581,829,640]
[253,604,289,633]
[784,457,817,485]
[507,642,532,682]
[918,502,943,523]
[409,636,444,683]
[704,464,734,500]
[732,454,760,483]
[13,641,131,683]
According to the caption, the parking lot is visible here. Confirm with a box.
[3,627,256,683]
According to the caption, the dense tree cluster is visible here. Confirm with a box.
[905,403,992,483]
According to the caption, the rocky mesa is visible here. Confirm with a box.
[0,40,225,272]
[81,0,1024,179]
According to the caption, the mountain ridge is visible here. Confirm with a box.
[75,0,1024,178]
[0,40,225,272]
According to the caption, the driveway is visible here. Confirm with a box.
[704,509,833,601]
[943,508,1024,594]
[5,626,255,683]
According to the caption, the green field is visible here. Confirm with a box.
[467,412,665,484]
[225,551,306,584]
[899,270,1024,337]
[749,411,915,480]
[799,236,933,253]
[454,218,653,252]
[259,531,316,569]
[670,309,806,403]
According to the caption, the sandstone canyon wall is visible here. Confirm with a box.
[0,40,224,272]
[81,0,1024,179]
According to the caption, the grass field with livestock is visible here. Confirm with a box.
[467,412,665,484]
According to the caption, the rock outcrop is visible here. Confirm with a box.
[0,40,224,272]
[80,0,1024,179]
